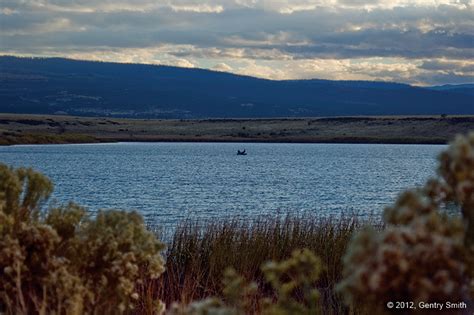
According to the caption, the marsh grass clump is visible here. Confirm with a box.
[0,164,165,314]
[146,215,365,314]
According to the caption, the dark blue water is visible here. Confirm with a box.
[0,142,444,226]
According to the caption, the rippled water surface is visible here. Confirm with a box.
[0,142,445,226]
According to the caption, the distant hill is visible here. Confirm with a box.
[427,84,474,96]
[0,56,472,118]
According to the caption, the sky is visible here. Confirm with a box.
[1,0,473,85]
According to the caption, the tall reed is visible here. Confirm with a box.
[138,214,377,314]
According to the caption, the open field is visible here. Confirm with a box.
[0,113,473,145]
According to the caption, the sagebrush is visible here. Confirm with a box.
[0,165,165,314]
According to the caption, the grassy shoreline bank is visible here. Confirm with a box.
[1,113,473,145]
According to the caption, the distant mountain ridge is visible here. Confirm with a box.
[427,84,474,96]
[0,56,472,118]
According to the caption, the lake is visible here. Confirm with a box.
[0,142,445,227]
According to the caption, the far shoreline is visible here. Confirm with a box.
[2,139,450,147]
[0,113,472,146]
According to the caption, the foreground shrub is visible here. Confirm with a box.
[0,164,165,314]
[260,249,322,315]
[168,249,323,315]
[438,133,474,297]
[338,133,474,313]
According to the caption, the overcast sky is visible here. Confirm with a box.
[1,0,473,85]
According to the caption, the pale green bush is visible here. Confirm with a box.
[169,249,323,315]
[260,249,322,315]
[0,164,165,315]
[167,267,255,315]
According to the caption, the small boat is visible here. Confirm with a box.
[237,149,247,156]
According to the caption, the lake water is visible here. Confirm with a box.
[0,142,445,227]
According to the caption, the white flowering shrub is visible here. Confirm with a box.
[438,133,474,248]
[338,133,474,313]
